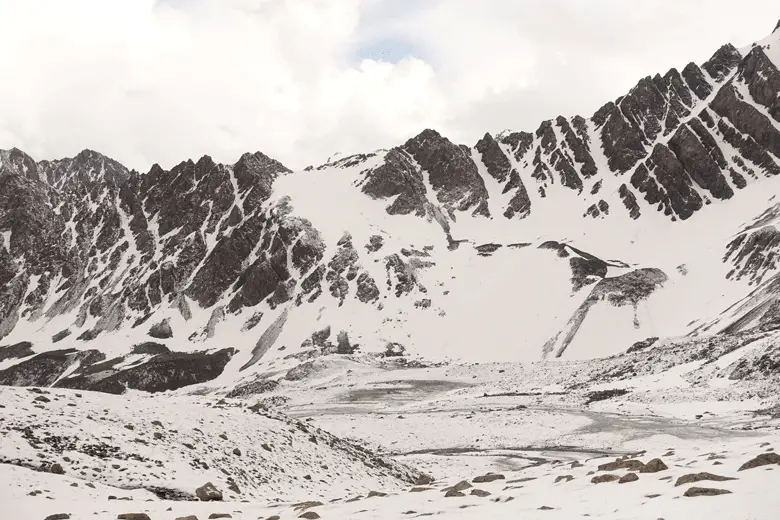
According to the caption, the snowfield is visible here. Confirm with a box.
[5,325,780,519]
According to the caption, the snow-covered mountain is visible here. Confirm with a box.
[2,21,780,394]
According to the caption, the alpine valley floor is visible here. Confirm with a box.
[4,333,780,520]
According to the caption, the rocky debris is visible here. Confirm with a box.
[555,475,574,483]
[618,472,639,483]
[444,489,466,498]
[195,482,223,501]
[365,235,384,253]
[586,389,630,404]
[591,474,621,484]
[675,472,736,486]
[293,501,324,511]
[414,475,433,485]
[298,513,320,519]
[225,378,279,398]
[640,458,669,473]
[44,515,71,520]
[442,480,472,493]
[472,472,505,483]
[683,487,733,497]
[175,517,199,520]
[148,319,173,339]
[470,488,491,497]
[117,515,152,520]
[208,515,232,519]
[738,452,780,471]
[598,459,645,472]
[367,491,387,498]
[384,343,406,357]
[627,337,660,353]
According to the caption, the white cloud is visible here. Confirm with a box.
[0,0,777,171]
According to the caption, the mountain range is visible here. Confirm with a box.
[2,20,780,395]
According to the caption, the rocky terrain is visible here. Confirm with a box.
[3,16,780,520]
[0,21,779,391]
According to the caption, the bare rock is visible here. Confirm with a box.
[675,472,736,487]
[683,487,732,497]
[640,458,668,473]
[591,474,621,484]
[598,459,645,472]
[472,472,505,483]
[619,472,639,483]
[117,515,152,520]
[738,452,780,471]
[442,480,472,493]
[293,501,323,511]
[148,319,173,339]
[414,475,433,486]
[195,482,223,502]
[470,489,491,497]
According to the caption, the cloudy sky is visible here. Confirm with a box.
[0,0,777,171]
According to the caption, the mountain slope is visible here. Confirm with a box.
[1,22,780,392]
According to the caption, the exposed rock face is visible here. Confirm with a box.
[0,24,779,389]
[0,345,235,394]
[403,129,490,218]
[195,482,223,501]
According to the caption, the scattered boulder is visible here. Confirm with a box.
[44,515,71,520]
[148,319,173,339]
[174,517,199,520]
[208,515,232,519]
[738,452,780,471]
[293,501,323,511]
[640,458,668,473]
[675,472,736,487]
[442,480,472,493]
[598,459,645,472]
[473,472,505,483]
[414,475,433,485]
[367,491,387,498]
[117,515,152,520]
[195,482,223,502]
[470,489,491,497]
[619,472,639,483]
[555,475,574,483]
[48,463,65,475]
[409,487,433,492]
[591,474,621,484]
[444,489,466,498]
[683,487,732,497]
[299,513,320,520]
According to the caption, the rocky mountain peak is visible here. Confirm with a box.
[0,147,39,181]
[702,43,743,81]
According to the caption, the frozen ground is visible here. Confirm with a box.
[5,335,780,519]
